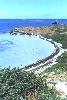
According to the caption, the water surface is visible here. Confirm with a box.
[0,33,55,68]
[0,19,66,32]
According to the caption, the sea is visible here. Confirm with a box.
[0,19,67,33]
[0,19,66,68]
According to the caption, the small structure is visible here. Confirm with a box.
[52,20,60,26]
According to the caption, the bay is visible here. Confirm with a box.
[0,34,55,68]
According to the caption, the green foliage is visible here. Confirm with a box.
[1,29,67,100]
[0,68,40,100]
[0,68,60,100]
[42,52,67,76]
[41,31,67,49]
[57,52,67,63]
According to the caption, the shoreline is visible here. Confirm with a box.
[10,28,61,71]
[23,40,61,71]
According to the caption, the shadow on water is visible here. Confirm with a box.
[0,40,14,51]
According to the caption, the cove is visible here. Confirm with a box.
[0,33,55,69]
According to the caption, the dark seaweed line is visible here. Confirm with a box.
[23,43,60,71]
[10,30,60,71]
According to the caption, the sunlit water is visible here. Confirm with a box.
[0,33,55,68]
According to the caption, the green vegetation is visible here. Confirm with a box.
[40,26,67,75]
[40,29,67,99]
[41,25,67,48]
[40,27,67,99]
[40,52,67,100]
[41,52,67,75]
[41,33,67,48]
[1,25,67,100]
[50,25,67,33]
[0,68,60,100]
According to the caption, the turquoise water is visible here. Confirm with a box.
[0,33,55,68]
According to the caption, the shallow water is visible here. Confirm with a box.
[0,33,55,68]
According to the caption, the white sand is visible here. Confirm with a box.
[55,81,67,95]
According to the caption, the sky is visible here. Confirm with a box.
[0,0,67,19]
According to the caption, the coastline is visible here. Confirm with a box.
[0,20,67,99]
[10,28,61,71]
[23,40,61,72]
[1,25,67,99]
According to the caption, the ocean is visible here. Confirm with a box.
[0,19,67,33]
[0,19,66,68]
